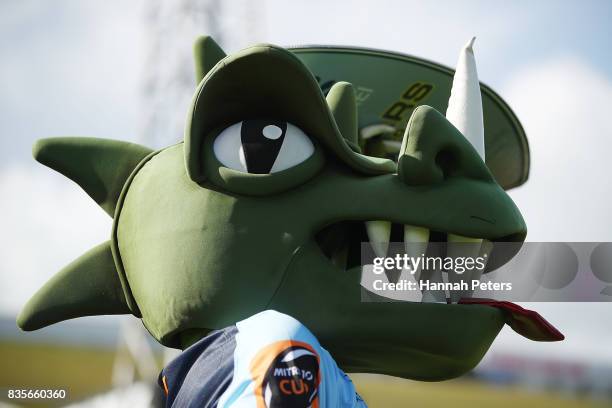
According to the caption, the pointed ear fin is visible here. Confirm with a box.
[33,137,153,217]
[17,241,132,331]
[193,36,226,84]
[326,82,359,150]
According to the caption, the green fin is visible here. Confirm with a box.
[326,82,359,150]
[17,241,131,331]
[193,36,226,84]
[33,137,153,217]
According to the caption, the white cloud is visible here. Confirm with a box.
[0,164,111,315]
[260,0,526,71]
[0,1,145,161]
[490,303,612,365]
[504,57,612,242]
[0,0,145,319]
[487,57,612,364]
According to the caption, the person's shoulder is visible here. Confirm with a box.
[239,309,301,326]
[236,309,316,341]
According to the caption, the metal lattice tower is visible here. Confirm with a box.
[111,0,263,389]
[139,0,264,148]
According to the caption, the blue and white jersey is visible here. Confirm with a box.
[159,310,367,408]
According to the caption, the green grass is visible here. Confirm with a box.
[0,342,608,408]
[352,374,610,408]
[0,341,116,407]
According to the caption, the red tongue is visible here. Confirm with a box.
[458,298,564,342]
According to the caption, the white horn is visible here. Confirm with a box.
[446,37,485,160]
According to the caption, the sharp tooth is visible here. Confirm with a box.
[404,225,430,244]
[417,235,447,303]
[404,225,429,281]
[420,268,447,303]
[401,225,445,303]
[449,239,492,301]
[447,233,482,244]
[366,221,391,258]
[447,234,483,303]
[466,240,493,295]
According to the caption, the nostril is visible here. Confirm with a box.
[398,106,495,185]
[435,148,458,179]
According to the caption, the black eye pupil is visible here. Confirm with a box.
[241,119,287,174]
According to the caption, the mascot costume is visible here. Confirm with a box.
[18,36,563,407]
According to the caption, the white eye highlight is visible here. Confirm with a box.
[213,120,314,174]
[262,124,283,140]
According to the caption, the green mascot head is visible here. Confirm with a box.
[18,36,561,381]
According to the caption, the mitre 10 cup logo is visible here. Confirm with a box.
[250,341,321,408]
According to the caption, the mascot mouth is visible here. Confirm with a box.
[315,219,523,286]
[317,221,483,274]
[314,220,563,342]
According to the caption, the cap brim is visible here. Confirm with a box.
[289,45,530,190]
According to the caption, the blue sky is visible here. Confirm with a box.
[1,0,612,365]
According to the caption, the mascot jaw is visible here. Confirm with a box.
[315,219,524,301]
[268,236,509,381]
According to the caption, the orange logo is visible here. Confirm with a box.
[250,341,321,408]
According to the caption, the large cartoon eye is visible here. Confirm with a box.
[213,120,315,174]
